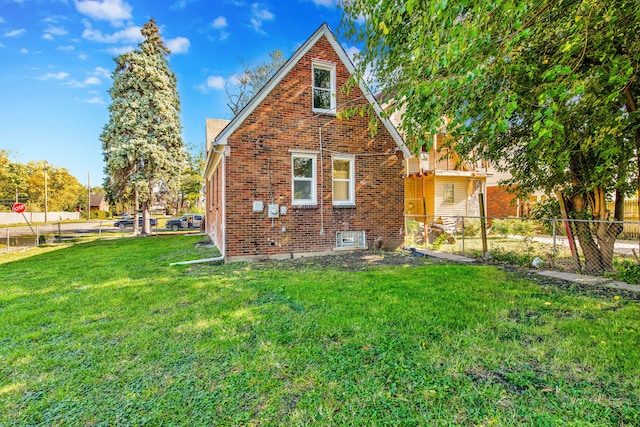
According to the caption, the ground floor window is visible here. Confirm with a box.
[444,183,454,204]
[332,155,355,206]
[292,154,317,205]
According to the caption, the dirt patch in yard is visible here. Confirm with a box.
[250,249,437,272]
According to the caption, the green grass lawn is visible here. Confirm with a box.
[1,236,638,426]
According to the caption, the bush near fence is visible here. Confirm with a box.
[405,214,640,284]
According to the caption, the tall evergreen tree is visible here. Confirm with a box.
[101,18,186,235]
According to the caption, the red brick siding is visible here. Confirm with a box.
[486,185,518,218]
[206,162,225,251]
[220,35,405,259]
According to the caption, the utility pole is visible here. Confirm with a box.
[87,171,91,221]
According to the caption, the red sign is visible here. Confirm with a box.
[12,202,26,213]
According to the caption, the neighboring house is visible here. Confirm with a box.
[383,104,488,234]
[89,194,109,212]
[204,23,411,262]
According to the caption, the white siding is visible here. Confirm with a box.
[434,178,468,217]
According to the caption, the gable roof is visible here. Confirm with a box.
[205,118,231,152]
[209,23,411,158]
[89,194,106,207]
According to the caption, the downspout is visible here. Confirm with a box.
[171,147,227,266]
[221,147,227,258]
[319,126,325,235]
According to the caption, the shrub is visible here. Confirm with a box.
[491,219,512,236]
[491,219,536,237]
[608,259,640,284]
[462,218,481,237]
[490,247,534,267]
[91,210,112,220]
[430,232,448,250]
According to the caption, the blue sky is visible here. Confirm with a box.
[0,0,352,186]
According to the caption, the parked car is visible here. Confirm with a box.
[114,217,157,228]
[166,214,203,231]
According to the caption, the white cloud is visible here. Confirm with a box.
[19,47,28,54]
[250,3,274,34]
[211,16,227,29]
[83,96,105,104]
[252,3,274,20]
[43,33,54,41]
[45,25,68,37]
[166,36,190,54]
[228,73,246,85]
[5,29,27,37]
[106,45,134,55]
[196,75,226,93]
[65,79,85,88]
[78,53,88,60]
[57,45,75,51]
[84,76,101,85]
[75,0,133,26]
[0,17,5,24]
[39,72,70,81]
[206,75,225,89]
[82,22,142,44]
[344,45,359,62]
[249,18,263,34]
[65,76,102,88]
[170,0,198,10]
[312,0,335,6]
[93,66,111,79]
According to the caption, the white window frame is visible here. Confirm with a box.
[444,183,455,205]
[312,60,336,114]
[291,153,317,205]
[332,155,355,206]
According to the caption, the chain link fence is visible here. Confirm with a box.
[1,220,164,253]
[405,214,640,283]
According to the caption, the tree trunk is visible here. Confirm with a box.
[132,188,140,236]
[568,189,623,274]
[141,200,151,236]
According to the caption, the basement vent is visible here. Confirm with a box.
[336,231,366,249]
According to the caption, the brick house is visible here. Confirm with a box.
[204,23,411,262]
[89,194,109,212]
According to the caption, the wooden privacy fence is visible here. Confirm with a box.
[606,199,640,238]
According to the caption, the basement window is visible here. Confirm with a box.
[336,231,366,249]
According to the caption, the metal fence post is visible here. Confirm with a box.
[6,228,9,253]
[461,216,465,253]
[552,220,557,257]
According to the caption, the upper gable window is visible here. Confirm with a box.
[312,61,336,114]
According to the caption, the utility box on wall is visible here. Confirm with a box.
[267,204,279,218]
